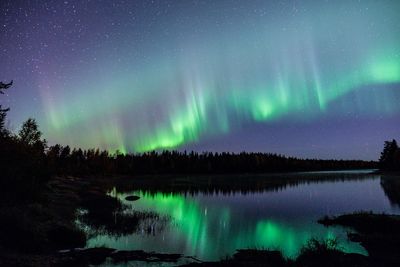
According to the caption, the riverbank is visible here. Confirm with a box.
[0,175,115,266]
[0,175,185,266]
[179,245,370,267]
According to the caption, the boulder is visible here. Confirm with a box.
[125,195,140,201]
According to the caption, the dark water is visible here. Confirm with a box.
[84,170,400,264]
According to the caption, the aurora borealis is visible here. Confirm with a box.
[1,0,400,159]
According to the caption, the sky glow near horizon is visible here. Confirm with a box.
[1,0,400,159]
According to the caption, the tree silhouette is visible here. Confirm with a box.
[19,118,45,148]
[379,139,400,170]
[0,80,13,137]
[0,80,13,93]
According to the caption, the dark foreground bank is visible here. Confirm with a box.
[319,212,400,266]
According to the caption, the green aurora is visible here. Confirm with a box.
[31,1,400,155]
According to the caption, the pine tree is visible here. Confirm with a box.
[379,139,399,170]
[0,80,13,137]
[19,118,43,146]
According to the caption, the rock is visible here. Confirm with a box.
[59,247,116,265]
[59,248,182,265]
[125,195,140,201]
[110,250,182,263]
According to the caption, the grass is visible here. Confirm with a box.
[178,238,369,267]
[78,190,168,236]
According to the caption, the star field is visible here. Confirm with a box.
[1,0,400,160]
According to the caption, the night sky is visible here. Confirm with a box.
[1,0,399,160]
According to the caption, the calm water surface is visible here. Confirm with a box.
[84,170,400,263]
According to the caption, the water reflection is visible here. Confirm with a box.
[380,175,400,207]
[112,170,378,196]
[85,171,400,261]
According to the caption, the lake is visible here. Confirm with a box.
[82,170,400,265]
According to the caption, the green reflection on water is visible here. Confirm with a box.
[88,189,366,260]
[254,220,337,257]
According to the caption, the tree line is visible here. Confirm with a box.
[45,147,376,176]
[2,79,397,199]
